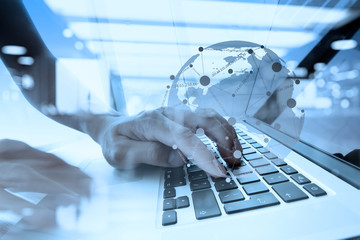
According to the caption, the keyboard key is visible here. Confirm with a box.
[176,196,190,208]
[236,129,244,134]
[243,135,252,140]
[187,165,202,174]
[232,165,253,175]
[263,173,289,185]
[303,183,326,197]
[163,199,176,210]
[219,189,245,203]
[247,139,257,144]
[214,180,238,192]
[243,148,256,155]
[188,171,208,182]
[264,152,278,159]
[291,174,310,185]
[164,178,186,188]
[244,153,262,161]
[224,193,280,214]
[255,165,278,175]
[192,189,221,220]
[271,159,287,166]
[249,158,270,168]
[211,176,225,182]
[280,165,298,175]
[239,133,248,137]
[257,148,270,154]
[163,188,176,198]
[235,127,244,134]
[272,182,308,202]
[243,181,269,195]
[162,211,177,226]
[237,173,260,184]
[251,142,263,148]
[190,179,211,191]
[241,143,251,149]
[165,167,185,179]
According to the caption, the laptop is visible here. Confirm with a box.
[1,2,360,240]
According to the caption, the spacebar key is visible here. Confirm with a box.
[192,189,221,220]
[224,193,280,214]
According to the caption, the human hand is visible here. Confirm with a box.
[0,139,91,229]
[92,107,242,177]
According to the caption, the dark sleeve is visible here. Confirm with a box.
[0,0,56,107]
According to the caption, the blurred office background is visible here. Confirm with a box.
[0,0,359,156]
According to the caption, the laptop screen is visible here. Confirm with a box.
[250,17,360,161]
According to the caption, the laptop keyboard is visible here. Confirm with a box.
[161,127,327,226]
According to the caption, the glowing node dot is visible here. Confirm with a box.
[186,163,191,168]
[272,62,282,72]
[261,45,265,48]
[225,177,231,183]
[198,47,204,52]
[62,28,73,38]
[228,69,233,74]
[250,70,253,74]
[287,98,297,108]
[248,49,253,54]
[301,109,305,113]
[266,91,271,96]
[228,117,236,125]
[200,75,210,86]
[232,93,235,97]
[74,41,84,50]
[196,128,205,136]
[264,138,269,143]
[170,75,175,80]
[233,150,242,159]
[183,99,188,104]
[172,144,178,150]
[189,64,193,68]
[166,85,170,89]
[295,79,300,85]
[274,123,281,130]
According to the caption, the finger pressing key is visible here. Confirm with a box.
[119,110,227,177]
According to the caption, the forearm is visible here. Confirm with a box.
[51,113,123,144]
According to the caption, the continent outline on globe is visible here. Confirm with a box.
[166,40,304,143]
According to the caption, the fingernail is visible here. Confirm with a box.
[212,158,227,177]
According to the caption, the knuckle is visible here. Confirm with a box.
[103,147,127,169]
[148,143,162,162]
[197,108,217,119]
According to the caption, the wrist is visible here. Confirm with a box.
[81,113,124,144]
